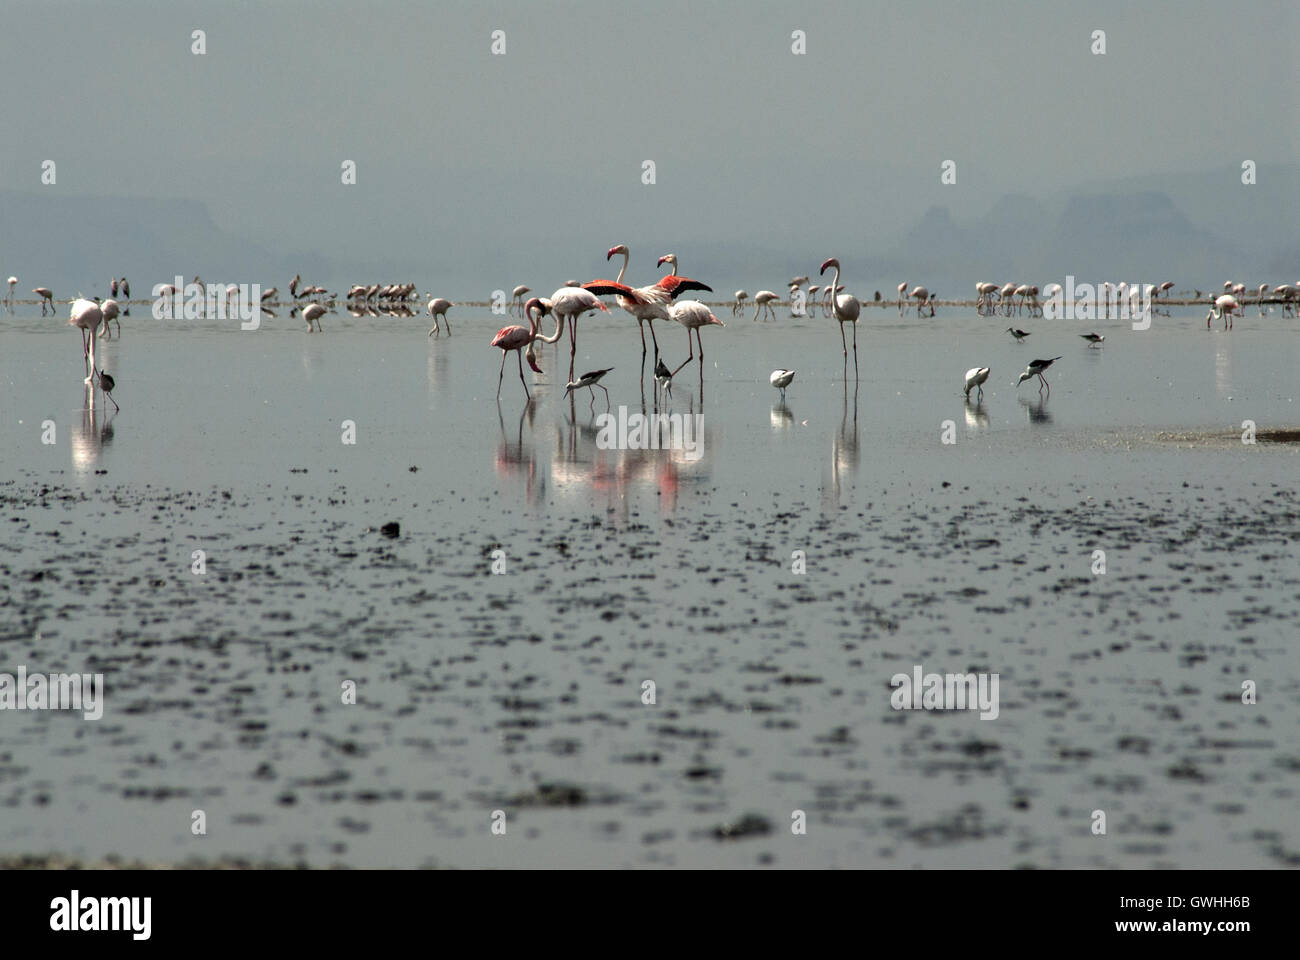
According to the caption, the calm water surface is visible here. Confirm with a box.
[1,303,1297,867]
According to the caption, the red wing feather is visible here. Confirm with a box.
[655,275,713,300]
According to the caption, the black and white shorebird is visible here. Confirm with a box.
[769,368,795,399]
[1007,327,1030,342]
[1080,333,1105,346]
[1016,356,1062,392]
[97,369,119,411]
[565,367,614,411]
[654,357,673,397]
[963,366,990,399]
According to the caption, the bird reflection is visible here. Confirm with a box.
[71,384,116,470]
[770,400,794,430]
[496,397,541,504]
[1019,394,1052,425]
[828,377,859,503]
[963,396,989,430]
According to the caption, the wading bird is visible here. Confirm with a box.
[897,281,908,315]
[120,278,130,299]
[732,290,748,316]
[97,369,119,411]
[565,367,615,412]
[427,297,454,336]
[494,298,563,399]
[770,368,795,399]
[69,298,102,383]
[668,300,724,376]
[909,285,931,317]
[654,356,673,397]
[752,290,779,321]
[1080,333,1104,346]
[976,282,999,315]
[302,302,326,333]
[35,287,54,314]
[1207,294,1241,330]
[820,258,861,366]
[964,366,990,399]
[98,298,120,338]
[510,285,530,316]
[1007,327,1030,342]
[5,276,16,304]
[1016,356,1062,392]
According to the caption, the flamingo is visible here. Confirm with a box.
[975,282,999,315]
[732,290,748,316]
[565,367,615,412]
[999,282,1018,316]
[805,284,820,316]
[790,275,810,290]
[1271,283,1298,316]
[770,369,795,399]
[427,297,454,336]
[510,285,530,316]
[120,278,130,299]
[820,258,862,366]
[538,284,630,382]
[262,287,278,303]
[69,298,102,383]
[1207,294,1241,330]
[5,276,15,305]
[1013,284,1030,315]
[302,302,326,332]
[492,300,553,400]
[34,287,54,315]
[601,245,711,366]
[667,300,724,376]
[963,366,990,399]
[909,285,931,317]
[897,281,908,315]
[1016,357,1061,392]
[1256,283,1269,316]
[98,298,120,338]
[752,290,779,321]
[289,274,302,299]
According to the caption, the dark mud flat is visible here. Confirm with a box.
[1,311,1298,867]
[1,473,1296,869]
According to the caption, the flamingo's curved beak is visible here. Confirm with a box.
[606,246,620,261]
[657,255,670,268]
[819,258,836,275]
[525,346,542,374]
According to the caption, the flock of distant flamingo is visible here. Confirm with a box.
[6,257,1296,414]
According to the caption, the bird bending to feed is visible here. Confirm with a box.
[752,291,779,321]
[667,300,724,376]
[732,290,748,316]
[35,287,55,315]
[820,258,862,365]
[7,276,18,303]
[494,297,563,399]
[98,298,121,338]
[69,298,102,383]
[427,297,454,335]
[1016,357,1062,392]
[510,285,530,316]
[565,367,615,412]
[1007,327,1030,342]
[770,369,795,399]
[1080,333,1104,346]
[1207,294,1241,330]
[97,369,119,411]
[302,302,326,333]
[654,357,673,397]
[963,366,990,399]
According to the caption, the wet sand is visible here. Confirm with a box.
[1,304,1297,868]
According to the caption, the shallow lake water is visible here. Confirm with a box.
[1,301,1297,867]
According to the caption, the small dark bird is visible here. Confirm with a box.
[565,367,614,411]
[97,369,119,411]
[110,278,118,297]
[1080,333,1105,346]
[1007,327,1030,342]
[654,357,673,396]
[1016,357,1062,391]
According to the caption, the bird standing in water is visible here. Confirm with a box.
[770,369,795,399]
[1016,357,1062,392]
[564,367,615,412]
[98,369,119,411]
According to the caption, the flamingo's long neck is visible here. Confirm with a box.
[615,250,629,285]
[533,304,564,344]
[830,266,841,317]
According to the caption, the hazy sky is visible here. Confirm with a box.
[2,0,1297,290]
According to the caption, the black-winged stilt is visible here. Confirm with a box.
[1080,333,1105,346]
[1007,327,1030,342]
[1016,357,1062,392]
[565,367,614,411]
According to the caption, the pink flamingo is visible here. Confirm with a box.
[909,285,931,317]
[493,299,563,399]
[667,300,725,376]
[820,258,862,368]
[69,298,102,383]
[897,281,908,315]
[1207,294,1241,330]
